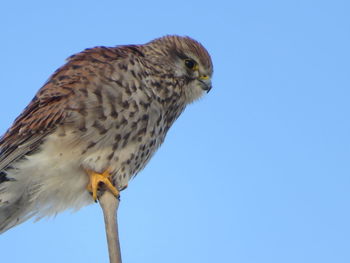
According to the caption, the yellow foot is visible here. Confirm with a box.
[86,167,120,202]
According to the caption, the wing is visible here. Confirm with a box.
[0,46,107,173]
[0,87,72,173]
[0,51,89,173]
[0,44,145,175]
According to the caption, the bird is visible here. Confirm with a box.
[0,35,213,234]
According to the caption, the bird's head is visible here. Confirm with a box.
[144,35,213,104]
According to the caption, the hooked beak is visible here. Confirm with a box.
[198,75,212,93]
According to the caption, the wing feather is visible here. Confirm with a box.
[0,89,70,172]
[0,44,135,173]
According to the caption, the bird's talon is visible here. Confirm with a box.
[86,168,120,201]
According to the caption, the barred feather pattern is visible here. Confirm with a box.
[0,35,213,233]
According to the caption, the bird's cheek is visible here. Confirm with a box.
[185,84,206,103]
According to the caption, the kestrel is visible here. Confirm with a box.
[0,35,213,235]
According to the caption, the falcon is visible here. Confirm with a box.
[0,36,213,238]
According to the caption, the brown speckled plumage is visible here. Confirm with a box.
[0,35,213,233]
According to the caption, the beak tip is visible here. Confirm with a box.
[198,78,212,93]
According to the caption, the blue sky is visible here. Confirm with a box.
[0,0,349,262]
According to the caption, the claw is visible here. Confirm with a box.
[86,168,120,202]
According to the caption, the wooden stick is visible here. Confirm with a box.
[99,190,122,263]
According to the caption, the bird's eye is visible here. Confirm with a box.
[184,59,197,70]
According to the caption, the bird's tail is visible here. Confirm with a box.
[0,180,35,234]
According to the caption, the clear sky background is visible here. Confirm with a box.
[0,1,349,262]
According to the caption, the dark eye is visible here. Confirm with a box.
[184,59,197,70]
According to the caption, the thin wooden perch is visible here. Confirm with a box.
[99,190,122,263]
